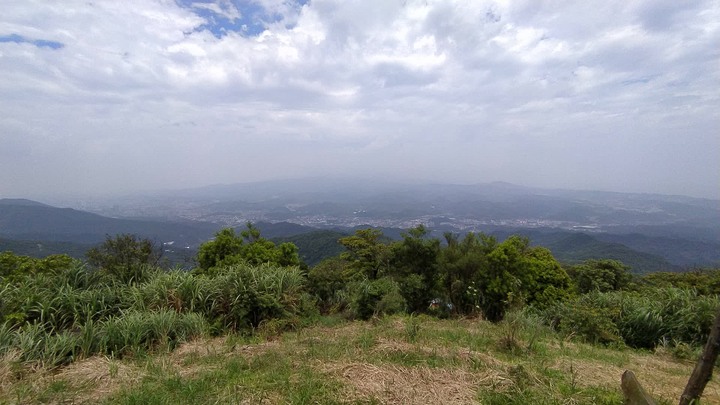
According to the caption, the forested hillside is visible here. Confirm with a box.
[2,223,720,403]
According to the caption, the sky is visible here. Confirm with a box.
[0,0,718,200]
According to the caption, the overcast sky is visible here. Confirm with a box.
[1,0,718,200]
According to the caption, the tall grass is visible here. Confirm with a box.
[1,261,309,367]
[542,287,720,349]
[102,309,208,357]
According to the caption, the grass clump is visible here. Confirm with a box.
[542,288,720,350]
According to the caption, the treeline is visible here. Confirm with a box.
[1,224,719,368]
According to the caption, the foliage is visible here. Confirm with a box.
[86,234,162,284]
[543,288,720,349]
[0,247,308,367]
[439,232,496,314]
[389,225,441,312]
[196,224,301,274]
[333,228,573,321]
[567,259,632,293]
[338,228,391,280]
[480,236,573,321]
[349,277,406,320]
[196,228,243,271]
[638,269,720,296]
[5,221,717,377]
[0,251,75,281]
[543,294,622,345]
[306,257,359,312]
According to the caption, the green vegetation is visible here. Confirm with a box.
[0,253,307,367]
[86,234,163,284]
[272,229,348,266]
[567,259,632,294]
[196,223,301,274]
[1,223,720,403]
[539,232,678,273]
[2,314,717,404]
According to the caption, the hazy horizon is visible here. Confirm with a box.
[1,1,718,200]
[6,176,720,207]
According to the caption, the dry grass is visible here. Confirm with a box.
[0,335,282,404]
[322,361,508,405]
[553,353,720,403]
[0,350,22,392]
[2,317,719,404]
[53,356,139,403]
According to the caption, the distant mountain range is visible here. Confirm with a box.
[0,198,217,246]
[2,179,719,272]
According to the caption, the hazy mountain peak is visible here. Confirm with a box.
[0,198,50,207]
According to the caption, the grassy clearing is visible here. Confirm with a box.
[1,314,717,404]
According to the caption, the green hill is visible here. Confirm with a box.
[0,237,92,259]
[272,230,348,266]
[540,233,678,273]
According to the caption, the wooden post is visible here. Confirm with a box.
[621,370,658,405]
[679,308,720,405]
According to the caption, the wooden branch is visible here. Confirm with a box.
[680,308,720,405]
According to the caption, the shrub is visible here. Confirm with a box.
[544,297,622,345]
[542,288,720,349]
[193,263,308,331]
[350,278,406,320]
[86,234,162,284]
[307,258,360,312]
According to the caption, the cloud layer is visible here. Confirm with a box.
[1,0,718,199]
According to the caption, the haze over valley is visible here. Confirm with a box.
[2,178,718,272]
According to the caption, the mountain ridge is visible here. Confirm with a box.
[3,177,719,272]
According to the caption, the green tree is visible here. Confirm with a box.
[480,236,572,321]
[439,232,496,314]
[86,234,161,283]
[307,257,356,310]
[196,224,301,274]
[569,259,632,294]
[0,251,74,281]
[197,228,244,271]
[390,225,441,312]
[338,228,391,280]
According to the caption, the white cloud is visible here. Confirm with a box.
[0,0,718,199]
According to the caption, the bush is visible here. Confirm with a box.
[542,288,720,349]
[193,263,308,331]
[307,258,358,312]
[350,278,406,320]
[86,234,162,284]
[618,288,718,348]
[544,295,622,345]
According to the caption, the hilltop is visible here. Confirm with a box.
[2,315,716,404]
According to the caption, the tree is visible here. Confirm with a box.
[196,224,301,274]
[390,225,441,312]
[0,252,74,281]
[480,236,572,321]
[569,259,632,294]
[197,228,243,271]
[86,234,161,283]
[439,232,496,314]
[338,228,391,280]
[307,257,355,310]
